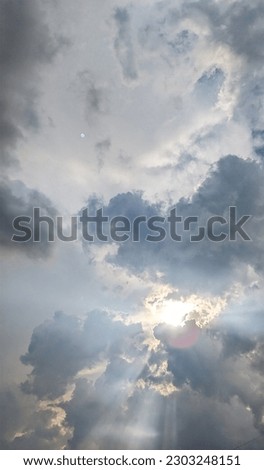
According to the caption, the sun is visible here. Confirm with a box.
[144,287,197,329]
[158,299,195,327]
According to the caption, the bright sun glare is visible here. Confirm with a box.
[159,300,195,327]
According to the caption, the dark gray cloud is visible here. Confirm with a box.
[0,0,68,169]
[10,409,64,450]
[0,388,22,449]
[82,155,264,294]
[63,379,105,450]
[95,138,111,170]
[173,388,260,450]
[154,308,264,439]
[75,70,110,122]
[186,0,264,132]
[252,129,264,159]
[0,0,67,257]
[86,82,108,116]
[191,0,264,63]
[0,387,66,450]
[12,300,264,450]
[0,179,56,257]
[17,309,148,449]
[21,310,144,400]
[82,190,162,245]
[113,7,138,82]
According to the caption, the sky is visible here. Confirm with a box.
[1,0,264,450]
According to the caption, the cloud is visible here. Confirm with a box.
[172,389,259,450]
[13,294,264,450]
[154,306,264,438]
[0,0,67,258]
[0,385,68,450]
[95,138,111,170]
[17,309,149,449]
[196,0,264,63]
[0,179,56,257]
[81,155,264,295]
[20,310,144,400]
[0,388,22,448]
[113,7,138,82]
[252,129,264,159]
[2,0,264,452]
[0,0,68,170]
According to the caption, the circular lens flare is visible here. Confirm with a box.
[167,320,200,349]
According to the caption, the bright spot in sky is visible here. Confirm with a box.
[159,300,195,327]
[80,133,86,138]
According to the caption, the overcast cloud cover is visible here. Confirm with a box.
[1,0,264,450]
